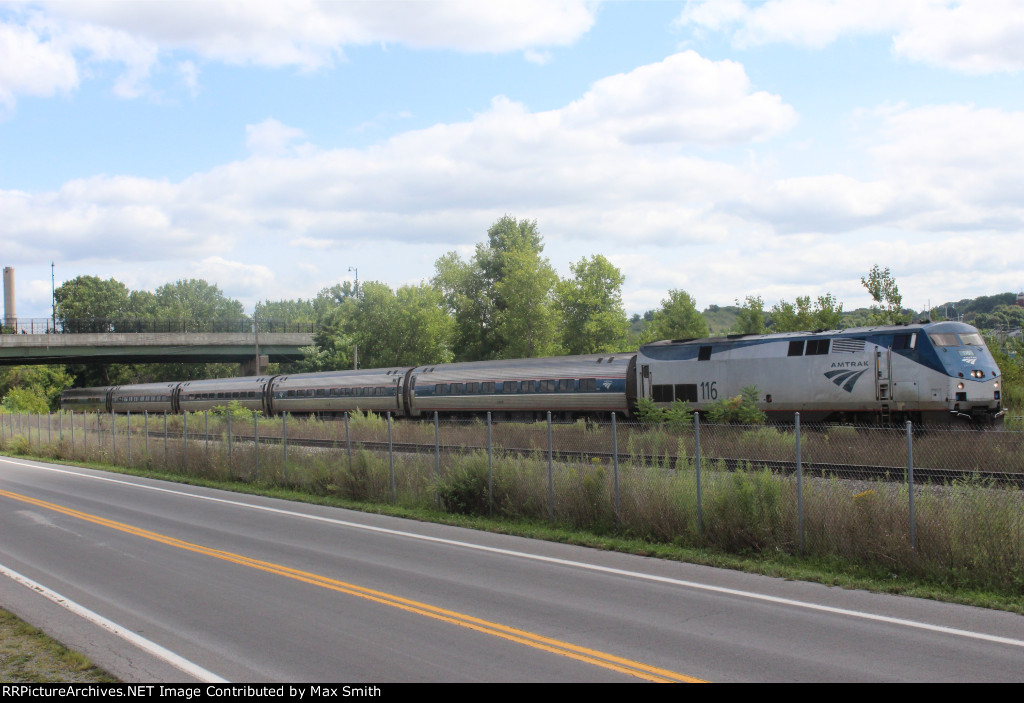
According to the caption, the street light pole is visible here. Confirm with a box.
[348,266,359,369]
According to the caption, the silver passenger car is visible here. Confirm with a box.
[406,354,634,419]
[109,382,180,414]
[60,387,112,413]
[270,368,410,416]
[177,376,271,414]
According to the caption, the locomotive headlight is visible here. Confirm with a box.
[957,382,964,390]
[994,381,1000,389]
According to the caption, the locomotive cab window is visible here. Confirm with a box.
[806,339,830,355]
[893,334,917,350]
[788,341,805,357]
[929,333,959,347]
[698,346,712,361]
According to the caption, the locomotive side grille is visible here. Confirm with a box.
[832,339,865,354]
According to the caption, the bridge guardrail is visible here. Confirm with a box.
[1,318,316,335]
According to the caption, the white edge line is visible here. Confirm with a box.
[4,456,1024,651]
[0,561,229,683]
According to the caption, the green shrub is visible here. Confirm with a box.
[435,460,491,516]
[704,385,766,424]
[6,435,30,455]
[210,400,261,421]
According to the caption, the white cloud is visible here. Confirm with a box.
[192,256,276,297]
[246,118,308,157]
[0,1,597,109]
[561,51,798,145]
[0,18,78,110]
[678,0,1024,73]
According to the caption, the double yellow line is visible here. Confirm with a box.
[0,488,705,683]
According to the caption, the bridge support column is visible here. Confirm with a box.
[240,355,269,376]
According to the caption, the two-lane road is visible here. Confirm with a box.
[1,454,1022,682]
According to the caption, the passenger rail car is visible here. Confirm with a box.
[59,321,1003,425]
[405,353,633,420]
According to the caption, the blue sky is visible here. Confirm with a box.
[2,0,1023,321]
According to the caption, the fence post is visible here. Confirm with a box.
[83,412,87,455]
[111,410,116,460]
[344,411,352,472]
[205,410,209,461]
[48,412,51,446]
[547,411,554,525]
[70,410,74,453]
[144,410,149,459]
[254,413,259,481]
[283,412,288,468]
[695,411,703,541]
[228,413,233,468]
[387,412,395,503]
[487,411,493,518]
[163,412,168,467]
[612,412,620,529]
[434,411,440,509]
[796,412,803,555]
[126,411,131,464]
[907,420,915,551]
[183,411,188,467]
[60,410,63,443]
[38,413,42,448]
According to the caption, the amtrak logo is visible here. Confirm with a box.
[601,381,612,389]
[824,368,869,393]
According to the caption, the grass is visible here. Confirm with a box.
[2,412,1023,614]
[0,609,116,683]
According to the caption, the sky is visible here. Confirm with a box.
[2,0,1023,321]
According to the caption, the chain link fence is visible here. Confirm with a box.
[2,410,1022,592]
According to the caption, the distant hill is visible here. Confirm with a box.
[930,293,1019,321]
[628,292,1024,340]
[702,305,741,334]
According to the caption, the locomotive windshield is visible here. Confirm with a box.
[928,333,960,347]
[929,331,987,347]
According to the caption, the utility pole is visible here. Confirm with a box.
[252,308,261,375]
[51,262,56,331]
[348,266,359,369]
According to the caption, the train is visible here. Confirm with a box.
[60,320,1005,425]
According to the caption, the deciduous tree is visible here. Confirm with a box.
[555,254,629,354]
[861,265,911,325]
[643,289,708,342]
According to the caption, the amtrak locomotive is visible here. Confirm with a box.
[61,321,1004,425]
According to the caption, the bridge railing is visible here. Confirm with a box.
[0,318,316,335]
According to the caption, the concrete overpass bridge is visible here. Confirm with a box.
[0,319,314,372]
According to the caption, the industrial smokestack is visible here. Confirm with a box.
[3,266,14,328]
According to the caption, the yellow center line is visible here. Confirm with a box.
[0,489,706,683]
